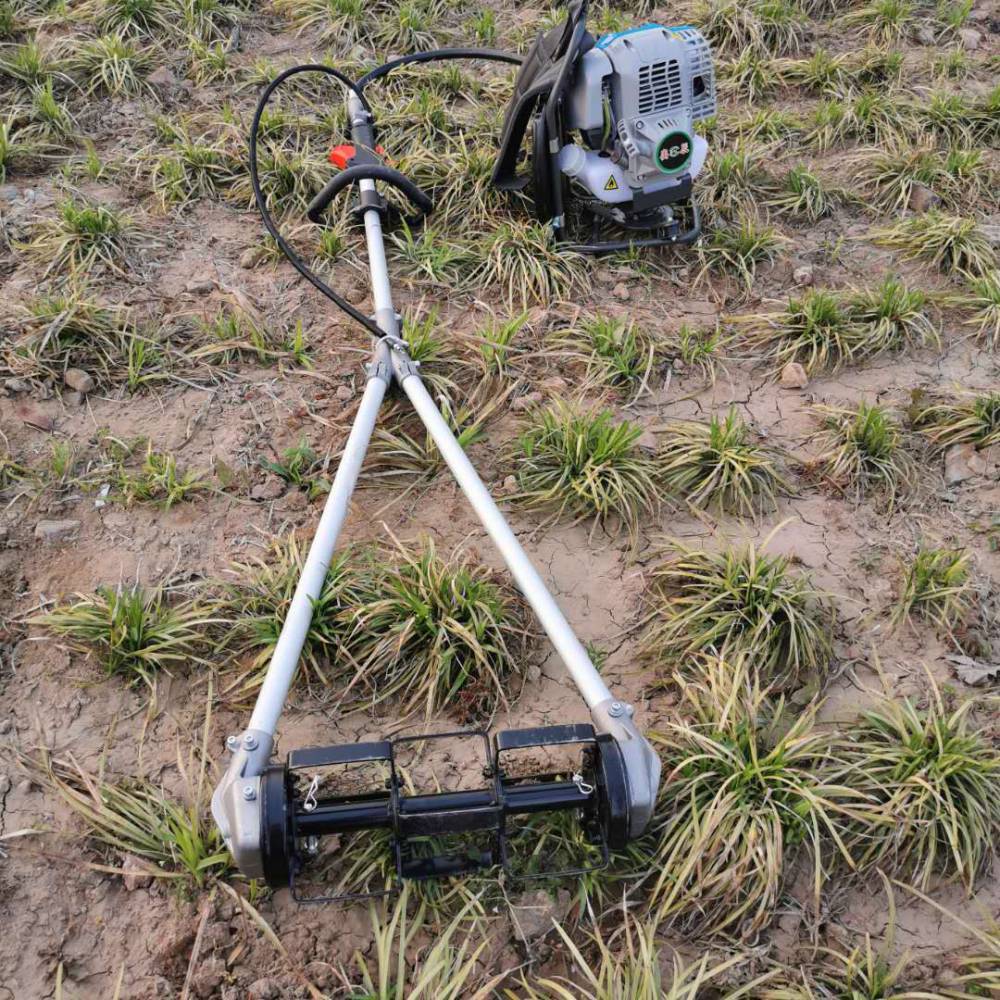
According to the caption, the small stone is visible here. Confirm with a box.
[500,474,518,495]
[958,27,982,49]
[0,719,11,735]
[34,519,80,544]
[121,853,155,891]
[611,281,630,301]
[908,183,941,214]
[780,362,809,389]
[202,922,231,951]
[511,391,543,412]
[637,429,658,454]
[792,264,814,286]
[980,220,1000,248]
[525,664,542,683]
[185,278,215,295]
[63,391,84,407]
[15,778,32,796]
[147,65,177,95]
[190,957,225,999]
[944,442,986,484]
[250,476,285,501]
[239,246,265,269]
[64,368,95,393]
[335,385,354,402]
[17,404,54,431]
[248,979,279,1000]
[915,23,937,45]
[510,888,572,942]
[0,774,10,795]
[3,378,29,394]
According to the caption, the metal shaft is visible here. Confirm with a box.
[394,362,613,710]
[247,101,402,738]
[248,359,388,735]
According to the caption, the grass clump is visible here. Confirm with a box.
[69,31,150,95]
[871,212,997,278]
[645,658,864,938]
[892,544,973,631]
[671,324,727,384]
[259,437,327,497]
[470,221,586,307]
[913,390,1000,450]
[221,535,365,689]
[696,215,784,293]
[641,537,833,690]
[347,536,529,719]
[35,732,229,887]
[147,129,241,210]
[519,909,766,999]
[117,446,208,508]
[340,890,490,999]
[840,0,914,44]
[743,289,858,374]
[853,145,989,213]
[476,310,528,378]
[766,165,840,223]
[38,583,215,687]
[836,680,1000,890]
[655,407,784,515]
[7,290,144,385]
[769,918,940,1000]
[699,143,771,221]
[743,279,938,375]
[812,402,915,507]
[846,276,939,355]
[510,404,660,538]
[559,313,656,393]
[955,271,1000,349]
[24,196,139,277]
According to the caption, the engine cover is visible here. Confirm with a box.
[563,23,716,207]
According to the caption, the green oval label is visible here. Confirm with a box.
[655,130,693,174]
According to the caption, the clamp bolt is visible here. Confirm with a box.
[242,785,256,801]
[243,733,258,751]
[608,701,624,718]
[225,735,239,752]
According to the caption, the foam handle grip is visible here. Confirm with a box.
[306,164,434,224]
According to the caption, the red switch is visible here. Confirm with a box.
[328,144,355,169]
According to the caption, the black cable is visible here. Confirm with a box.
[250,52,521,341]
[249,63,385,339]
[356,48,522,91]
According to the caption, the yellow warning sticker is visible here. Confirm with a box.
[603,174,619,192]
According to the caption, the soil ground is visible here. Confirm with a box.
[1,0,999,997]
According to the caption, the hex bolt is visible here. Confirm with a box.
[225,735,239,752]
[243,733,258,751]
[608,701,624,718]
[242,784,256,801]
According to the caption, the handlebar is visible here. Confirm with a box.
[306,163,434,225]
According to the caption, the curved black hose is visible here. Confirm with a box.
[249,63,385,339]
[250,51,521,340]
[356,48,522,91]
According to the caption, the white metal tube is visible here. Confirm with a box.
[248,366,388,735]
[396,367,614,710]
[359,179,398,333]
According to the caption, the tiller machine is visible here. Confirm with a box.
[213,0,717,898]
